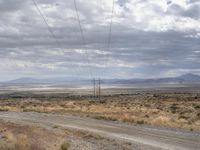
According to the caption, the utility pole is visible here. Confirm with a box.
[93,78,96,98]
[92,78,101,99]
[98,78,101,100]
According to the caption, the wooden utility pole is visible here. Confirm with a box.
[93,79,96,98]
[98,79,101,99]
[93,78,101,99]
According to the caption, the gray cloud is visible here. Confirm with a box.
[0,0,200,81]
[167,3,200,19]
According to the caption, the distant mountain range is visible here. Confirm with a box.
[104,73,200,85]
[2,77,89,85]
[2,73,200,85]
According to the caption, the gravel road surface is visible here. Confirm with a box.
[0,112,199,150]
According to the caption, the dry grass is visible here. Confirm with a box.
[0,93,200,131]
[0,120,67,150]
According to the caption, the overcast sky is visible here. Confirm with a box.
[0,0,200,81]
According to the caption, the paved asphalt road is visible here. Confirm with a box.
[0,112,199,150]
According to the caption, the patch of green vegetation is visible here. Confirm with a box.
[60,142,70,150]
[53,125,59,129]
[0,108,9,111]
[197,113,200,119]
[136,120,145,124]
[194,105,200,109]
[170,103,179,113]
[93,115,117,121]
[179,115,189,120]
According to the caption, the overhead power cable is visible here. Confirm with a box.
[107,0,115,54]
[73,0,93,77]
[32,0,62,48]
[32,0,84,76]
[103,0,115,78]
[73,0,86,46]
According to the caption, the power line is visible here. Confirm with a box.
[91,0,115,97]
[107,0,115,54]
[32,0,84,77]
[73,0,86,46]
[32,0,62,48]
[102,0,115,79]
[73,0,93,77]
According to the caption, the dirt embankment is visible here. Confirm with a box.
[0,119,133,150]
[0,120,66,150]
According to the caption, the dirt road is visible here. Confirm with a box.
[0,112,199,150]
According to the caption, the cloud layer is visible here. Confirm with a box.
[0,0,200,80]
